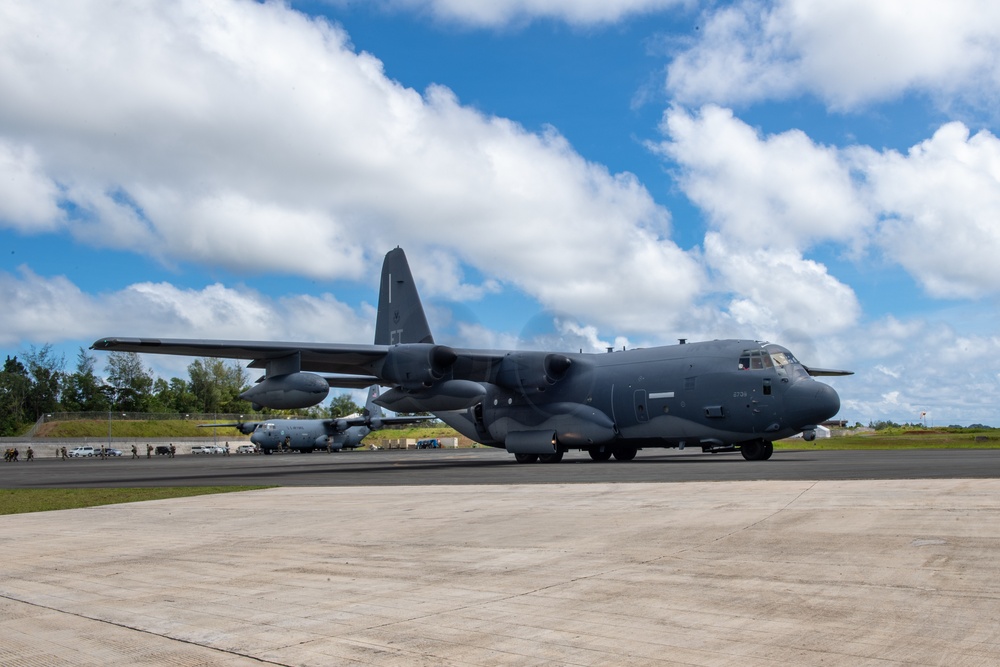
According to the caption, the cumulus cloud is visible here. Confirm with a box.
[0,266,371,348]
[656,105,1000,305]
[666,0,1000,111]
[851,122,1000,298]
[0,141,63,232]
[656,105,872,249]
[703,233,860,337]
[838,315,1000,425]
[0,0,702,334]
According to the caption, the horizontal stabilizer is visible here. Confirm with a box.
[199,422,258,435]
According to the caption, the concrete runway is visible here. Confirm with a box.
[3,449,1000,665]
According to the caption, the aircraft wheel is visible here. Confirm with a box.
[741,440,769,461]
[514,453,539,464]
[263,448,273,455]
[539,450,564,464]
[588,447,613,462]
[613,446,637,461]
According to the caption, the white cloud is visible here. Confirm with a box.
[0,267,371,348]
[0,0,703,334]
[666,0,1000,111]
[369,0,690,27]
[657,106,1000,303]
[703,233,860,338]
[851,122,1000,298]
[655,105,872,250]
[837,315,1000,426]
[0,141,63,231]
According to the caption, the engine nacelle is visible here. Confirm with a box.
[379,343,457,390]
[239,372,330,410]
[495,352,572,393]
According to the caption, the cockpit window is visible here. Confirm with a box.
[738,349,773,370]
[769,351,799,367]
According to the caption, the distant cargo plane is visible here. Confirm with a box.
[94,247,850,463]
[203,386,433,454]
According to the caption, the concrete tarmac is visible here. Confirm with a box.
[3,480,1000,665]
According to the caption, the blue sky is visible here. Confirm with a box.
[2,0,1000,426]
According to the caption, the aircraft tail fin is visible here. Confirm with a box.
[363,385,384,421]
[375,247,434,345]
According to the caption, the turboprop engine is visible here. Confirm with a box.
[378,343,457,390]
[239,372,329,410]
[495,352,572,393]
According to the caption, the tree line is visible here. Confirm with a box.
[0,345,360,436]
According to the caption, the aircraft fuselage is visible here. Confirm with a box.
[436,339,839,458]
[250,420,368,453]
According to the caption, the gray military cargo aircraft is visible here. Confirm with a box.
[93,247,850,463]
[202,385,434,454]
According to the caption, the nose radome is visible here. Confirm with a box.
[785,380,840,428]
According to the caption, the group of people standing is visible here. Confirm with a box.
[4,446,32,462]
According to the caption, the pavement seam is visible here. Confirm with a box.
[0,591,290,666]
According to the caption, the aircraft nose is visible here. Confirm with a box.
[785,380,840,428]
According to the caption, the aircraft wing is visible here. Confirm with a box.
[91,337,517,380]
[91,337,390,376]
[803,366,854,377]
[92,337,547,411]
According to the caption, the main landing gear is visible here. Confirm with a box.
[740,440,774,461]
[514,446,639,463]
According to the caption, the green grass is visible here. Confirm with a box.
[776,430,1000,450]
[0,486,273,515]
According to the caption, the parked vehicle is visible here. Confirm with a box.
[102,447,123,457]
[68,446,95,458]
[192,445,225,454]
[155,446,171,456]
[416,439,440,449]
[236,444,256,454]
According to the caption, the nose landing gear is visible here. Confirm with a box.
[740,440,774,461]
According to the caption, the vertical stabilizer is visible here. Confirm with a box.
[375,247,434,345]
[363,385,383,421]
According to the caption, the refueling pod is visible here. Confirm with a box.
[239,372,329,410]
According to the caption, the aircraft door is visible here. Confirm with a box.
[751,377,779,434]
